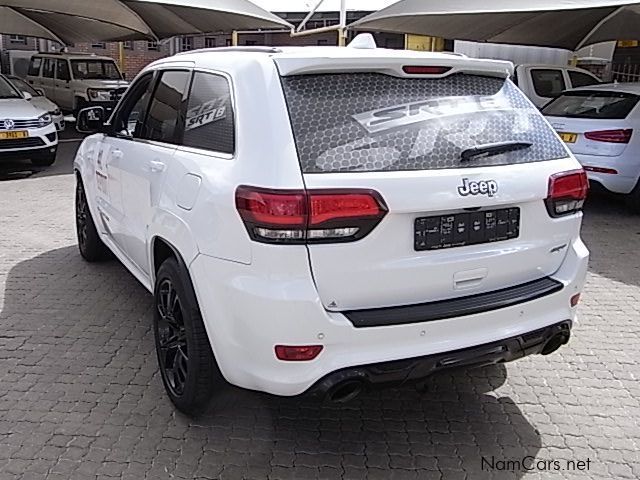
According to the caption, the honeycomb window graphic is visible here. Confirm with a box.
[281,73,569,173]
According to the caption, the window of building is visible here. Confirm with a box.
[145,70,191,144]
[181,37,194,51]
[147,41,159,51]
[183,72,235,154]
[205,37,217,48]
[225,39,232,46]
[123,41,133,50]
[9,35,27,44]
[91,42,106,49]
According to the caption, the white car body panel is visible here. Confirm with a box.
[74,46,589,397]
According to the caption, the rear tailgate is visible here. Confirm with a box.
[278,60,579,312]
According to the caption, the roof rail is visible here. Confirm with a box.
[175,46,283,56]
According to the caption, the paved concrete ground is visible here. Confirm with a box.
[0,139,639,480]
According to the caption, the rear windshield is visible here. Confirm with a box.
[542,90,639,120]
[281,73,568,173]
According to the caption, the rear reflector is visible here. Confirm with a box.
[584,129,633,144]
[275,345,323,361]
[584,166,618,175]
[402,65,452,75]
[236,186,387,244]
[570,293,581,307]
[545,170,589,217]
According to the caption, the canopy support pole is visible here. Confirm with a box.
[338,0,347,46]
[118,42,125,74]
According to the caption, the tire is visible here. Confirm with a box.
[154,257,223,415]
[625,182,640,213]
[75,178,109,261]
[31,150,57,167]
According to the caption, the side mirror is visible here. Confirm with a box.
[77,106,107,134]
[22,91,33,101]
[122,72,127,80]
[35,88,45,96]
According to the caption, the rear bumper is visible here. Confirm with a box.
[189,237,588,397]
[306,320,571,399]
[574,152,640,194]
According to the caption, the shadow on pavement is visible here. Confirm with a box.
[581,189,640,288]
[1,245,541,478]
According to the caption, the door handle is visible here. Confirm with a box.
[147,160,166,173]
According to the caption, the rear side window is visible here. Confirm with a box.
[568,71,600,88]
[542,91,640,119]
[531,69,566,98]
[281,73,568,173]
[145,70,191,144]
[183,72,235,154]
[28,57,42,76]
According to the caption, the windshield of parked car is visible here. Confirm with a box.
[0,75,22,99]
[8,76,40,96]
[542,90,640,119]
[71,60,122,80]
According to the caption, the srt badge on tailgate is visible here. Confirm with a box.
[458,178,498,197]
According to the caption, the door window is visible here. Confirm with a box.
[144,70,191,144]
[183,72,235,154]
[531,69,566,98]
[568,70,600,88]
[56,60,71,81]
[42,59,55,79]
[112,73,155,138]
[28,57,42,76]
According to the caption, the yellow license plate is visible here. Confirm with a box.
[0,131,28,140]
[559,132,578,143]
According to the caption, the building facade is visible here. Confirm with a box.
[0,10,405,79]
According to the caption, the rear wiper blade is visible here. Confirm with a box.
[461,141,533,162]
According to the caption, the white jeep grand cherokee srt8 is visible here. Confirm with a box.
[73,41,589,415]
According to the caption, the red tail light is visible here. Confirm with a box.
[584,129,633,143]
[275,345,323,361]
[545,170,589,218]
[235,186,387,244]
[402,65,452,75]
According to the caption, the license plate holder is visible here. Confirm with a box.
[414,208,520,251]
[0,130,29,140]
[559,132,577,143]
